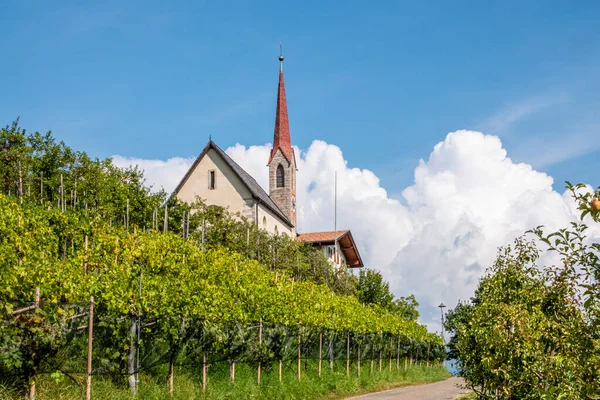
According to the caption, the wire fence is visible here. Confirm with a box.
[1,291,444,399]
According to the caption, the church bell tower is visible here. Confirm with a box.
[268,49,297,233]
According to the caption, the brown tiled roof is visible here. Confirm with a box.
[297,230,364,268]
[296,230,349,243]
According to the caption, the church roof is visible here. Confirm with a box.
[172,140,293,227]
[268,69,296,165]
[297,230,364,268]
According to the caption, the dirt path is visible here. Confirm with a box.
[345,377,470,400]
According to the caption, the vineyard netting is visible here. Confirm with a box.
[1,297,444,395]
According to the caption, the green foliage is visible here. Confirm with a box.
[446,183,600,399]
[0,362,450,400]
[357,270,419,321]
[0,119,443,396]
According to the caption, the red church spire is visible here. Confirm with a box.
[268,48,295,164]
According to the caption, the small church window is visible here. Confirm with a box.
[209,170,216,190]
[276,164,285,188]
[262,216,267,230]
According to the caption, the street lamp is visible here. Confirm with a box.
[438,303,447,343]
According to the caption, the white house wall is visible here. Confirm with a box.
[320,242,348,269]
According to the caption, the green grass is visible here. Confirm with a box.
[0,360,450,400]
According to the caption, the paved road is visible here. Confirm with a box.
[345,377,470,400]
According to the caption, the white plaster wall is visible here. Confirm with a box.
[177,148,293,235]
[176,148,253,216]
[258,203,293,237]
[320,242,348,269]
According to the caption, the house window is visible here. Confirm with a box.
[262,216,267,230]
[276,164,285,188]
[209,170,216,190]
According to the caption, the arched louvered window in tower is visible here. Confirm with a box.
[276,164,285,188]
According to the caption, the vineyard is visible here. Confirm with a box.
[0,120,445,399]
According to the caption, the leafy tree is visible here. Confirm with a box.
[446,182,600,399]
[357,269,395,308]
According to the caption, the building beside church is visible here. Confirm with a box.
[172,54,363,268]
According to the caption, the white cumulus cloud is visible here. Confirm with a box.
[112,130,599,334]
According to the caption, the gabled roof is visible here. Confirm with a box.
[172,140,293,227]
[268,69,296,165]
[297,230,364,268]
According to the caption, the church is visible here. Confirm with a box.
[172,54,364,269]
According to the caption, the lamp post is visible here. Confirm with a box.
[438,303,446,343]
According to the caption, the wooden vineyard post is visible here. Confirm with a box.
[357,340,361,377]
[168,347,175,394]
[318,329,323,377]
[257,319,262,385]
[279,359,282,384]
[230,360,235,383]
[346,332,350,376]
[379,348,382,372]
[86,296,94,400]
[396,335,400,371]
[202,352,207,392]
[29,288,40,400]
[297,324,301,381]
[169,359,174,394]
[389,337,392,372]
[370,341,374,374]
[163,206,168,233]
[128,315,137,395]
[427,342,430,367]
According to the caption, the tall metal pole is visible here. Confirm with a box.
[438,303,446,344]
[334,171,337,267]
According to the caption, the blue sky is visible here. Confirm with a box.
[1,0,599,195]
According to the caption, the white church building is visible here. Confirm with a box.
[172,54,363,269]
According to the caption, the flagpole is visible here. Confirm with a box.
[334,171,337,267]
